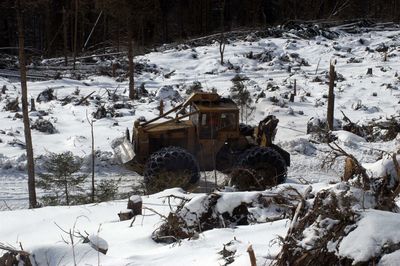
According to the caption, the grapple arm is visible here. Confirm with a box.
[256,115,279,147]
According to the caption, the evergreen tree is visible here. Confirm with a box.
[230,78,255,124]
[37,152,87,206]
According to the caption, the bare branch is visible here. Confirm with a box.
[143,206,168,220]
[0,243,30,256]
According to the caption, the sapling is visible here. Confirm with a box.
[37,151,87,205]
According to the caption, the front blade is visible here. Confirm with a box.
[111,137,135,164]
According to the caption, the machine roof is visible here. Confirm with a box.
[193,98,238,112]
[144,120,193,133]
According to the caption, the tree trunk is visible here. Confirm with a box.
[327,63,335,131]
[103,13,107,54]
[219,36,225,65]
[64,180,69,205]
[16,0,37,209]
[63,6,68,66]
[44,2,51,56]
[128,23,135,100]
[90,120,95,202]
[219,0,226,65]
[117,20,120,52]
[73,0,78,70]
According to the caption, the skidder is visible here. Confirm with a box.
[113,92,290,193]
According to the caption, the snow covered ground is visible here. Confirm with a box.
[1,26,400,264]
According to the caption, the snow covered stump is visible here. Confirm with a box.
[84,235,108,255]
[128,195,143,216]
[118,195,142,221]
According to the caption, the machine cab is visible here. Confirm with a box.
[190,96,239,140]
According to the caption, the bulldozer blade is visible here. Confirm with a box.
[111,137,135,164]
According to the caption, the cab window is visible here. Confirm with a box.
[219,112,236,130]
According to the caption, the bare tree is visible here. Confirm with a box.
[217,0,226,65]
[86,113,95,203]
[327,62,336,131]
[16,0,37,208]
[73,0,79,70]
[329,0,351,18]
[127,14,135,100]
[62,6,69,66]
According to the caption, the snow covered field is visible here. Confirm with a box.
[1,26,400,264]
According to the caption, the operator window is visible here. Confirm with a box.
[220,113,236,130]
[199,113,218,139]
[201,114,207,126]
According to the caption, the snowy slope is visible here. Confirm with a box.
[0,188,288,265]
[1,27,400,265]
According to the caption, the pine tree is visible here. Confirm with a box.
[230,79,255,124]
[37,152,87,206]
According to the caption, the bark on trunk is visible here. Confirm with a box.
[16,0,37,209]
[73,0,78,70]
[90,120,95,202]
[327,63,335,131]
[63,6,68,66]
[65,180,69,205]
[128,24,135,100]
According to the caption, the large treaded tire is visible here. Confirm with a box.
[144,146,200,194]
[231,146,287,190]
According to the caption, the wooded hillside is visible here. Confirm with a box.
[0,0,399,56]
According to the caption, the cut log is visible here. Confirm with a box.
[75,91,95,106]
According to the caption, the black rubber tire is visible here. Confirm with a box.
[232,146,287,190]
[143,146,200,194]
[216,145,236,172]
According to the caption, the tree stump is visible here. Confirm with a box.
[88,235,108,254]
[119,195,142,221]
[112,63,117,78]
[30,98,36,112]
[327,63,335,130]
[289,93,295,102]
[118,209,134,221]
[128,195,142,216]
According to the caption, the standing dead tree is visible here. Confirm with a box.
[327,61,336,131]
[217,0,226,65]
[128,24,135,100]
[86,112,96,203]
[73,0,79,70]
[329,0,351,18]
[62,6,69,66]
[16,0,37,209]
